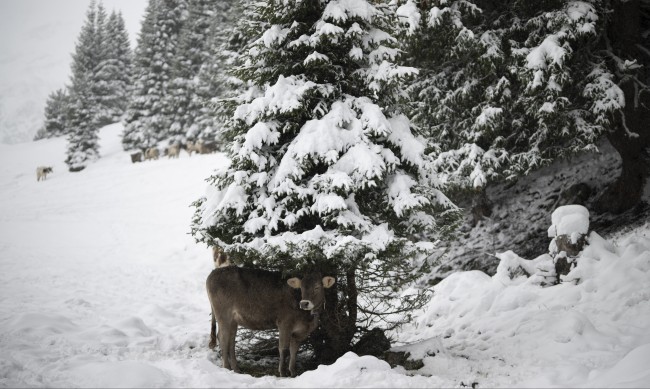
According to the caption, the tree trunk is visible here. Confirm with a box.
[308,269,357,365]
[597,0,650,213]
[471,186,493,226]
[598,130,648,213]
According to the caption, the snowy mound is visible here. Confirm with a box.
[397,226,650,387]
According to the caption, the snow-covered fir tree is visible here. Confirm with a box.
[65,0,103,171]
[192,0,456,362]
[190,0,243,143]
[93,10,133,126]
[396,0,650,215]
[43,1,131,151]
[88,2,112,127]
[164,0,218,143]
[66,74,99,172]
[34,88,71,140]
[122,0,187,151]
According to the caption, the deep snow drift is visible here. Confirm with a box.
[0,124,648,387]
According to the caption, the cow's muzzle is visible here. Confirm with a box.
[299,300,314,310]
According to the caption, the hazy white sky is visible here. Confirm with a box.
[0,0,147,143]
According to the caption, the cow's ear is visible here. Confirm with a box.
[322,276,335,288]
[287,278,301,289]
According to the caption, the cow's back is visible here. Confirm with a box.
[207,266,297,330]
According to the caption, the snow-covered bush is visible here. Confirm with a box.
[192,0,458,362]
[547,204,590,281]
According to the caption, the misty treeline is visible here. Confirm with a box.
[38,0,650,369]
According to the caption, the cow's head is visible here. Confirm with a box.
[287,273,335,311]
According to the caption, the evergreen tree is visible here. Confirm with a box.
[397,0,650,215]
[89,2,112,127]
[65,0,102,171]
[66,74,99,172]
[165,0,217,143]
[94,10,133,125]
[122,0,187,151]
[192,0,456,363]
[34,88,71,140]
[190,0,243,143]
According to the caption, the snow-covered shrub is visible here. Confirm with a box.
[547,205,590,280]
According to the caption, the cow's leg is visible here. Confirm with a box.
[228,322,239,373]
[278,329,290,377]
[209,309,217,350]
[217,321,232,370]
[289,336,300,377]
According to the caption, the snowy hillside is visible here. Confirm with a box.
[0,124,649,387]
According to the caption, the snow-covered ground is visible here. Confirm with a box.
[0,124,649,387]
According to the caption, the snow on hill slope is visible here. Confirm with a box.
[0,124,649,387]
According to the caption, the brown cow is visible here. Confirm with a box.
[166,143,181,159]
[212,246,231,268]
[197,140,217,154]
[206,266,335,377]
[130,152,143,163]
[144,147,160,161]
[187,140,217,156]
[186,141,200,156]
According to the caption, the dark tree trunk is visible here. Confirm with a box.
[597,0,650,213]
[471,186,493,226]
[308,269,357,365]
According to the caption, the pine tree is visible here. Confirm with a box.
[192,0,456,363]
[593,0,650,213]
[190,0,243,143]
[89,2,112,127]
[66,74,99,172]
[65,0,102,171]
[397,0,650,215]
[122,0,187,151]
[94,10,133,125]
[165,0,217,143]
[34,88,71,140]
